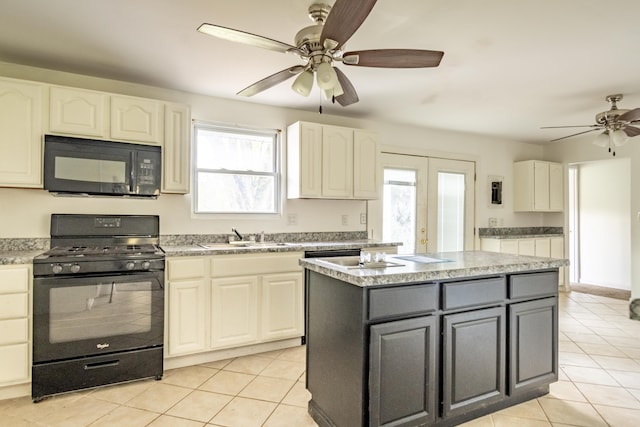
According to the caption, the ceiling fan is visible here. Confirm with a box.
[541,94,640,156]
[196,0,444,107]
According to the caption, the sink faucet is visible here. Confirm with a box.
[231,228,243,241]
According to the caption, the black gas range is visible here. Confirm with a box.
[32,214,165,402]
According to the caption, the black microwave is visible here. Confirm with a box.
[44,135,161,198]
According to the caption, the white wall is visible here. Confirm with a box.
[576,160,631,290]
[0,61,545,240]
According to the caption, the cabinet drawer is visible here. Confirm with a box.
[0,318,28,344]
[211,253,303,277]
[369,283,438,320]
[0,293,28,319]
[0,266,30,293]
[167,257,207,280]
[442,277,505,311]
[509,271,558,300]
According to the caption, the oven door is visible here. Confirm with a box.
[33,271,164,364]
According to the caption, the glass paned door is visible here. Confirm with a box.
[369,154,475,254]
[382,169,418,254]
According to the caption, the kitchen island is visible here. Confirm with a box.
[300,251,569,427]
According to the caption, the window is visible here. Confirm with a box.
[194,123,279,214]
[382,168,417,254]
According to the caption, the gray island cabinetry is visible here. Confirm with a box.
[300,251,567,427]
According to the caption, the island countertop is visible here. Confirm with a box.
[299,250,569,287]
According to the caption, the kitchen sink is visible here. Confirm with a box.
[198,242,300,249]
[319,256,404,269]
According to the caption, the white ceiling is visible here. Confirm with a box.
[1,0,639,143]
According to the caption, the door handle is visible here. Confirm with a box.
[420,239,427,245]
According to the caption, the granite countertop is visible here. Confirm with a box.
[478,226,564,239]
[0,239,401,264]
[299,250,569,287]
[0,250,43,265]
[163,240,400,257]
[480,234,564,239]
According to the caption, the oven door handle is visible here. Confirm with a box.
[84,359,120,370]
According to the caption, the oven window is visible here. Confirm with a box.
[49,280,152,343]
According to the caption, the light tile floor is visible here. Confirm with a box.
[1,291,639,426]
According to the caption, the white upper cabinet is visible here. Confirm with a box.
[287,121,380,200]
[49,86,108,137]
[322,125,353,198]
[353,130,381,199]
[513,160,564,212]
[110,95,163,145]
[0,77,44,188]
[162,103,191,194]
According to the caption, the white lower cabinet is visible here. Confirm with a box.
[211,276,259,349]
[166,258,207,356]
[481,236,565,286]
[0,265,31,386]
[166,252,304,357]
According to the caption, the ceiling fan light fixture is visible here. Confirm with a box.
[291,70,314,97]
[316,62,338,90]
[322,80,344,100]
[612,129,629,146]
[593,131,609,148]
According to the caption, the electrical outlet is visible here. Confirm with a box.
[341,214,349,226]
[287,213,298,226]
[488,217,498,227]
[360,213,367,224]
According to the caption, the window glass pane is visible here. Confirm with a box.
[196,172,275,213]
[194,124,279,214]
[437,172,465,252]
[382,169,416,254]
[196,129,274,172]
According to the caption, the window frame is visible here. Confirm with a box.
[193,122,281,215]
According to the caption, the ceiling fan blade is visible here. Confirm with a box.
[197,23,298,54]
[549,128,601,142]
[321,0,377,48]
[237,66,305,97]
[343,49,444,68]
[619,107,640,123]
[540,125,601,129]
[333,68,359,106]
[623,125,640,137]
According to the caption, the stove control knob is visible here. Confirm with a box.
[70,264,81,274]
[52,264,63,274]
[141,261,150,270]
[125,261,136,271]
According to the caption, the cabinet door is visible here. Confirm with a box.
[443,307,506,419]
[211,276,259,349]
[0,78,43,187]
[322,125,353,198]
[49,86,107,137]
[509,298,558,394]
[370,316,437,427]
[162,102,190,193]
[517,239,535,256]
[287,121,322,198]
[549,162,564,211]
[534,238,551,257]
[261,273,303,341]
[168,279,207,356]
[500,240,519,255]
[533,161,550,211]
[353,130,380,199]
[110,95,163,144]
[0,343,29,384]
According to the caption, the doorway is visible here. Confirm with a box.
[368,153,475,254]
[568,159,631,291]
